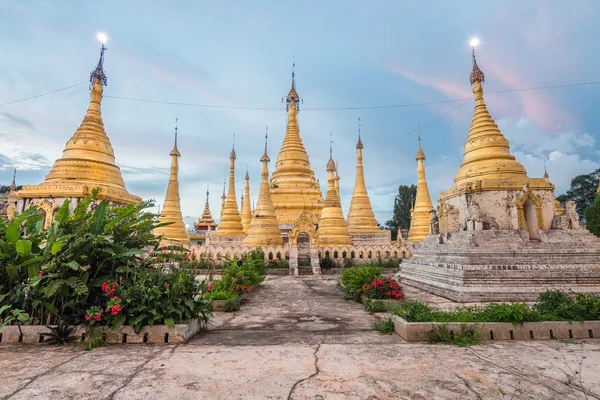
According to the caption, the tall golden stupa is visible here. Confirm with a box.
[269,65,324,225]
[153,123,190,244]
[241,170,252,234]
[243,132,284,247]
[316,141,352,247]
[212,145,245,243]
[14,40,140,227]
[407,136,434,242]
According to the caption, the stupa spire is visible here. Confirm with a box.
[318,136,352,247]
[220,177,226,218]
[241,166,252,233]
[214,141,245,237]
[244,130,284,246]
[408,133,434,242]
[9,169,17,192]
[450,45,527,188]
[25,37,140,205]
[347,119,380,234]
[154,120,190,244]
[194,185,217,231]
[270,61,323,224]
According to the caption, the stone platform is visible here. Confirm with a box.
[398,229,600,302]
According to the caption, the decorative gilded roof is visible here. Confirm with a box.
[17,45,140,205]
[153,124,190,245]
[347,124,380,234]
[194,187,217,231]
[408,138,434,242]
[214,145,245,237]
[244,133,283,247]
[270,66,323,224]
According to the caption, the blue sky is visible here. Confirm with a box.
[1,1,599,227]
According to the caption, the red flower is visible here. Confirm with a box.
[165,282,171,287]
[38,270,44,277]
[101,282,109,293]
[111,305,121,316]
[119,276,124,282]
[113,296,120,301]
[386,291,391,296]
[94,312,102,321]
[85,315,91,321]
[207,284,214,291]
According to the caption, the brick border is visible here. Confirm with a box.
[392,315,600,341]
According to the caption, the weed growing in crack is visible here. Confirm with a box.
[427,324,481,347]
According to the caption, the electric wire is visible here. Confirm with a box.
[0,82,87,107]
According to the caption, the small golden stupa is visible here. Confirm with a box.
[213,145,245,238]
[220,178,226,219]
[407,135,434,242]
[346,120,381,235]
[243,131,284,247]
[240,169,252,234]
[317,139,352,247]
[153,122,190,245]
[16,40,140,209]
[270,64,324,225]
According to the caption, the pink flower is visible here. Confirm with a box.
[101,282,109,293]
[94,313,102,321]
[85,315,91,321]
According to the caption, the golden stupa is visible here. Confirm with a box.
[346,122,381,234]
[317,143,352,247]
[407,136,434,242]
[193,187,217,232]
[241,170,252,234]
[153,123,190,245]
[243,132,284,247]
[270,65,324,225]
[213,146,245,237]
[440,50,529,202]
[17,43,140,205]
[220,178,226,218]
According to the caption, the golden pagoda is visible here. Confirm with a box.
[270,64,323,225]
[153,122,190,245]
[244,132,284,247]
[220,178,226,219]
[407,135,434,242]
[193,187,217,232]
[213,145,245,238]
[346,121,381,234]
[241,169,252,233]
[440,48,529,202]
[317,141,352,247]
[16,41,140,206]
[334,162,340,198]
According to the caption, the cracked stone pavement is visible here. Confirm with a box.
[1,275,600,399]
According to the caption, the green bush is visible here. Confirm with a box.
[428,324,482,347]
[339,265,382,300]
[372,317,395,334]
[535,290,600,321]
[319,255,337,269]
[363,298,388,313]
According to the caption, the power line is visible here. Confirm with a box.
[0,82,87,107]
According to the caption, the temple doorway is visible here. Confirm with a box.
[523,199,539,240]
[297,232,311,266]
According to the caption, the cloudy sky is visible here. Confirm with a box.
[1,1,599,227]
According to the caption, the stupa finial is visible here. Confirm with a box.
[230,133,236,160]
[284,56,301,111]
[261,127,270,162]
[90,33,108,88]
[170,118,180,157]
[327,133,336,171]
[9,168,17,192]
[416,125,425,160]
[356,117,363,150]
[469,38,485,85]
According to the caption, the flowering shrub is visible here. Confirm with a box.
[362,277,404,300]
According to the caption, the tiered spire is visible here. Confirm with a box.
[347,119,380,234]
[450,46,527,188]
[317,137,352,247]
[214,143,245,237]
[408,134,434,242]
[244,130,284,246]
[19,41,140,204]
[241,168,252,233]
[270,61,323,224]
[194,186,217,231]
[9,169,17,192]
[153,121,190,244]
[220,178,226,218]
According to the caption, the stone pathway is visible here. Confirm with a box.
[1,276,600,399]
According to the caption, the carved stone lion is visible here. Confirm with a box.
[551,200,580,230]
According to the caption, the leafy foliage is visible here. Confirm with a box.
[372,317,395,334]
[340,265,383,301]
[363,298,388,313]
[39,318,79,345]
[428,324,482,347]
[319,255,337,269]
[557,168,600,218]
[385,184,417,240]
[584,194,600,237]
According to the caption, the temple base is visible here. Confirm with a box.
[349,230,392,246]
[397,230,600,302]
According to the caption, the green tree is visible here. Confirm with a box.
[385,184,416,241]
[0,185,23,193]
[557,168,600,218]
[584,194,600,237]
